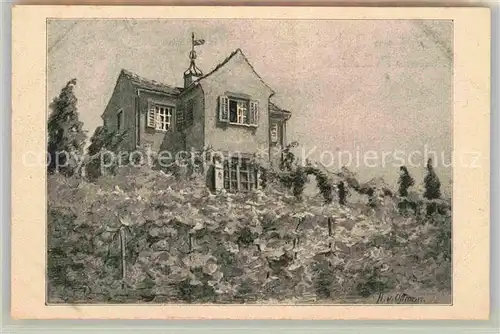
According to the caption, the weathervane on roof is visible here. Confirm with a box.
[184,32,205,78]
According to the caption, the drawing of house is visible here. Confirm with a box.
[101,36,292,191]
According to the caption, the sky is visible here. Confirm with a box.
[47,19,453,195]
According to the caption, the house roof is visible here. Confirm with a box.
[120,69,182,96]
[269,102,291,114]
[194,48,275,94]
[113,50,291,114]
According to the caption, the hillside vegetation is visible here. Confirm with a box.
[48,166,451,304]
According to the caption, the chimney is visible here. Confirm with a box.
[184,72,194,88]
[183,32,204,88]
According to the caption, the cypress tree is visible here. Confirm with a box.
[338,181,347,205]
[424,158,441,200]
[47,79,86,176]
[86,126,106,181]
[397,166,415,197]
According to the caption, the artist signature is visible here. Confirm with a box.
[375,292,426,304]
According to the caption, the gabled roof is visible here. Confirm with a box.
[120,69,181,96]
[194,48,275,94]
[119,49,274,97]
[106,51,291,118]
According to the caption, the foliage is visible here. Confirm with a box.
[47,166,451,304]
[292,166,308,201]
[279,141,299,171]
[304,165,334,204]
[47,79,87,176]
[397,166,415,197]
[85,126,128,181]
[264,142,336,204]
[424,159,441,200]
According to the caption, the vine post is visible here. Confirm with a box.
[327,217,333,249]
[118,215,132,290]
[119,226,126,288]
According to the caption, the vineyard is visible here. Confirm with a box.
[47,166,451,304]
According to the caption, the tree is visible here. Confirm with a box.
[424,158,441,200]
[85,126,107,181]
[47,79,87,176]
[85,125,126,181]
[87,126,106,157]
[366,187,377,208]
[292,166,308,201]
[337,181,348,205]
[397,166,415,197]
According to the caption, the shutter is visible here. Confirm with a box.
[176,104,184,131]
[219,95,229,122]
[255,166,261,189]
[250,100,259,126]
[155,107,162,130]
[270,123,278,143]
[214,159,224,191]
[147,102,156,128]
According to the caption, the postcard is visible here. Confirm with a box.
[11,5,490,319]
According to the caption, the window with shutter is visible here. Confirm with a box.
[219,95,229,122]
[219,95,259,127]
[147,101,174,132]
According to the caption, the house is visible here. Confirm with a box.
[101,46,292,191]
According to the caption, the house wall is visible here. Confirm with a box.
[180,85,205,152]
[101,74,137,151]
[269,115,289,167]
[156,86,205,172]
[136,90,179,153]
[200,51,274,158]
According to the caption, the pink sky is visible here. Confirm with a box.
[47,19,452,194]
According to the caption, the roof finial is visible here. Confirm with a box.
[184,32,205,77]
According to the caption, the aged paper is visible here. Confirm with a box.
[11,5,490,319]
